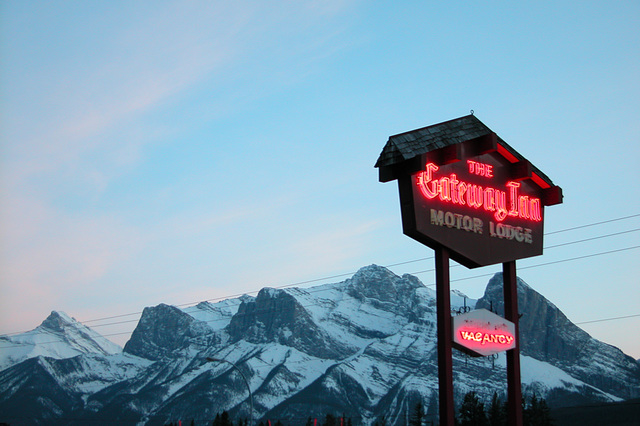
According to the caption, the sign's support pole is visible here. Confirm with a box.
[435,246,455,426]
[503,260,523,426]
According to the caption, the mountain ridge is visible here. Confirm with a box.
[1,264,639,425]
[0,310,121,371]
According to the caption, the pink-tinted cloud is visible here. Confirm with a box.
[0,0,361,337]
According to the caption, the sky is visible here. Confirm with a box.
[1,1,639,359]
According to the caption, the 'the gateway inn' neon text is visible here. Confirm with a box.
[416,162,542,222]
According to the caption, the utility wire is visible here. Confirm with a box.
[1,245,639,351]
[60,237,640,333]
[574,313,640,326]
[410,245,640,284]
[2,242,638,346]
[58,214,640,329]
[1,216,638,339]
[544,213,640,235]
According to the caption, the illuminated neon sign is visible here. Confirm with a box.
[416,161,542,222]
[452,309,516,357]
[376,118,562,268]
[395,142,559,267]
[458,329,514,346]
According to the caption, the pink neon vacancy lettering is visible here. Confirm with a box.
[459,329,514,346]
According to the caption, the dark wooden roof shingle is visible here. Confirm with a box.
[375,115,491,168]
[375,114,554,185]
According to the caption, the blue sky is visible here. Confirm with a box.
[1,1,639,358]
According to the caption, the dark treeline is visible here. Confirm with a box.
[453,391,552,426]
[164,392,552,426]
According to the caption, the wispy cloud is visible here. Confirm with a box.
[0,0,361,334]
[4,0,358,184]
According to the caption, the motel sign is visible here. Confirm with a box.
[375,114,563,426]
[378,115,562,268]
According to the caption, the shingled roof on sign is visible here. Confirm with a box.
[374,114,554,186]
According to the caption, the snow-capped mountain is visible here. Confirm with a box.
[0,311,121,371]
[1,265,638,425]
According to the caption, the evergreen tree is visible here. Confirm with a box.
[221,411,233,426]
[524,394,553,426]
[323,413,338,426]
[213,413,221,426]
[458,391,488,426]
[212,411,234,426]
[536,397,552,425]
[409,401,425,426]
[487,392,506,426]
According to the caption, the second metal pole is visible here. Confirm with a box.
[435,246,455,425]
[503,261,523,426]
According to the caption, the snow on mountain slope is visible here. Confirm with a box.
[477,273,640,401]
[1,265,639,426]
[184,295,254,331]
[0,311,121,371]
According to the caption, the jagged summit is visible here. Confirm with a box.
[477,272,640,400]
[2,266,639,425]
[345,264,425,303]
[124,303,214,360]
[0,310,121,371]
[39,311,76,332]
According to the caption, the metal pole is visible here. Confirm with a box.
[435,246,455,425]
[207,357,254,426]
[502,261,523,426]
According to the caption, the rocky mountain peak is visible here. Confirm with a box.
[476,272,640,399]
[477,273,587,362]
[39,311,76,333]
[346,264,424,305]
[227,287,349,359]
[3,268,640,425]
[124,303,210,360]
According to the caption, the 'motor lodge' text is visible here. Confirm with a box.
[430,209,533,244]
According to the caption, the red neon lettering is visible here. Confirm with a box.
[466,184,483,209]
[459,329,514,346]
[467,160,494,178]
[416,162,541,222]
[508,182,520,217]
[495,191,507,221]
[507,181,542,220]
[440,176,452,201]
[417,163,439,199]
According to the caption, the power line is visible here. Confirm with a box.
[410,245,640,284]
[4,241,640,348]
[72,240,640,333]
[2,228,639,340]
[2,245,639,351]
[544,213,640,235]
[544,228,639,249]
[76,257,434,326]
[574,313,640,326]
[1,215,638,340]
[76,215,640,327]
